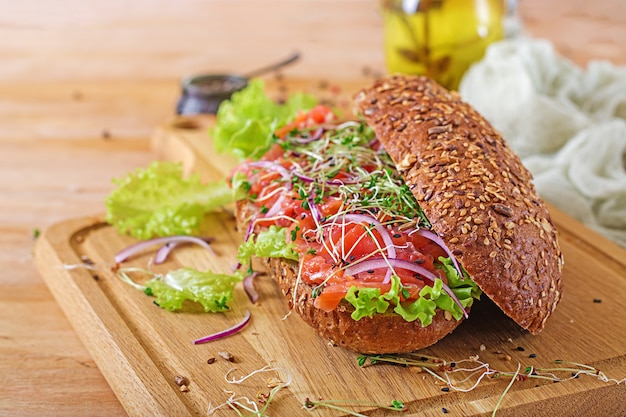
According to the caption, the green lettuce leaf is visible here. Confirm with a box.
[436,256,482,312]
[343,258,482,327]
[145,268,243,313]
[344,285,390,320]
[230,170,252,199]
[210,79,317,160]
[237,225,299,265]
[105,161,233,239]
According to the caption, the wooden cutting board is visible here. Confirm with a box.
[36,100,626,416]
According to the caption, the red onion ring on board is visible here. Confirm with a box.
[192,310,251,345]
[115,236,215,264]
[243,272,260,304]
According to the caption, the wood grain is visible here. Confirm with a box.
[0,1,623,86]
[3,1,626,416]
[33,114,626,416]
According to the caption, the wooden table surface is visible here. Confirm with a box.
[1,1,624,416]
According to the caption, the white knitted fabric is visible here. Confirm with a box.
[460,38,626,248]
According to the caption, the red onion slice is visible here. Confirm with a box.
[292,171,314,183]
[344,257,468,318]
[115,236,215,264]
[412,229,463,278]
[247,161,291,181]
[154,242,179,264]
[243,272,259,304]
[307,194,323,224]
[153,237,215,264]
[264,193,286,217]
[328,213,396,283]
[344,258,437,283]
[293,127,324,144]
[243,217,256,243]
[192,310,251,345]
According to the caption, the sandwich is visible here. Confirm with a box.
[231,74,563,354]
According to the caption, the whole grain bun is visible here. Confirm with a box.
[236,200,463,353]
[354,74,563,334]
[266,256,462,354]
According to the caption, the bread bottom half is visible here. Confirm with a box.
[263,253,464,354]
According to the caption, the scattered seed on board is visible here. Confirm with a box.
[218,351,235,362]
[174,375,189,387]
[266,377,283,389]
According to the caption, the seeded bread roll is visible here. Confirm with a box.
[236,200,463,354]
[354,74,563,334]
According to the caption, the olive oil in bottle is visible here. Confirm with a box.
[380,0,505,90]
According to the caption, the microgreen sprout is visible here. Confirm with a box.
[357,353,625,415]
[400,286,411,299]
[290,226,300,242]
[311,285,323,298]
[492,363,520,417]
[357,353,448,369]
[271,122,429,226]
[207,365,292,417]
[303,397,406,416]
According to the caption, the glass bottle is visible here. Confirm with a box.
[380,0,510,90]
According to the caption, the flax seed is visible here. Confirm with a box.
[427,125,452,135]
